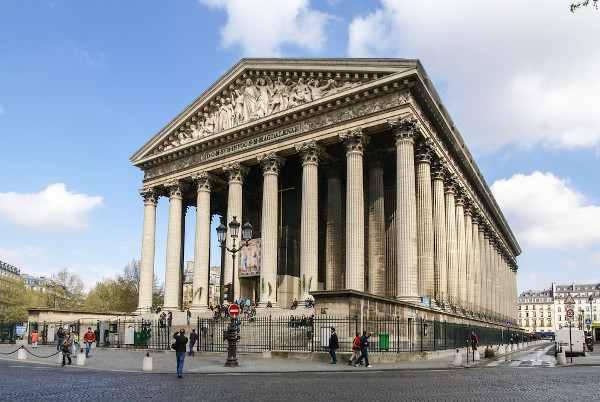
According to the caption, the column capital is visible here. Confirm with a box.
[415,139,434,163]
[192,171,216,192]
[454,186,465,206]
[139,187,159,205]
[389,115,419,143]
[257,152,285,175]
[444,175,456,194]
[431,158,447,180]
[222,162,249,184]
[340,128,369,155]
[165,179,187,198]
[295,140,323,165]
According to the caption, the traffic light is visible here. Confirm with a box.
[235,318,241,341]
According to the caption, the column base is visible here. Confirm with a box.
[189,305,210,311]
[395,295,422,305]
[258,302,278,308]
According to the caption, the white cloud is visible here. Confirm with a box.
[491,172,600,251]
[0,248,22,265]
[198,0,333,56]
[0,183,103,232]
[347,1,600,153]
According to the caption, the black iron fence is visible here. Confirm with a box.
[0,322,17,344]
[24,317,527,354]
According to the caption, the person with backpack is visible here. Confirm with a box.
[354,331,373,368]
[469,331,479,352]
[61,333,73,366]
[83,327,95,358]
[349,331,362,365]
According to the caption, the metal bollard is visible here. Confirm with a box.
[142,352,153,372]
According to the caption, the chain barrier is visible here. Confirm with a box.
[0,346,21,355]
[23,346,61,358]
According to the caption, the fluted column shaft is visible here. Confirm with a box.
[471,216,481,314]
[258,153,284,306]
[368,159,385,295]
[484,233,492,316]
[464,206,473,312]
[415,142,434,300]
[445,180,458,307]
[432,162,447,305]
[455,193,466,309]
[340,129,368,292]
[191,173,213,310]
[390,117,419,303]
[138,188,158,312]
[164,180,186,310]
[478,226,487,315]
[296,141,321,300]
[326,165,343,290]
[223,163,248,302]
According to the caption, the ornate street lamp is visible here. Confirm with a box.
[216,216,252,367]
[216,216,253,304]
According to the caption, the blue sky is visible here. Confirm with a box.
[1,0,599,294]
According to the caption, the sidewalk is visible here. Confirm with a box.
[0,341,576,374]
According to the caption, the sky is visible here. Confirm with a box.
[1,0,599,295]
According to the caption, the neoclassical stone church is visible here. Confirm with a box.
[131,59,520,327]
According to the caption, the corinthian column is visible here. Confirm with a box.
[367,156,385,296]
[325,162,343,290]
[415,140,434,301]
[138,188,159,313]
[340,129,368,292]
[163,179,187,310]
[296,141,322,300]
[464,203,474,312]
[479,224,488,315]
[191,172,214,310]
[444,177,458,307]
[258,152,285,307]
[471,212,481,314]
[431,160,447,306]
[390,117,419,304]
[222,162,249,302]
[455,189,467,310]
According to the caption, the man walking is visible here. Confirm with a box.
[188,328,198,356]
[173,329,188,378]
[354,331,373,368]
[56,326,65,351]
[83,327,95,358]
[328,327,339,364]
[349,331,361,365]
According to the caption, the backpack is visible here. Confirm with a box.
[61,341,70,353]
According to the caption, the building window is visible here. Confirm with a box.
[548,320,552,326]
[526,313,529,317]
[533,312,537,317]
[558,307,561,312]
[519,312,522,317]
[558,315,561,321]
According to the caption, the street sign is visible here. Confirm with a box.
[15,326,26,335]
[564,293,576,305]
[422,297,430,308]
[506,321,511,327]
[585,318,592,325]
[566,308,575,322]
[228,304,240,318]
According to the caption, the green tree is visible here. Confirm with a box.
[38,268,86,310]
[571,0,598,12]
[0,276,35,322]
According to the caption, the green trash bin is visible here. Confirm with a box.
[134,331,142,346]
[379,332,389,351]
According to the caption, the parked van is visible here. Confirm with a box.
[554,328,586,356]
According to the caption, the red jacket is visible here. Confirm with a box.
[31,333,39,342]
[83,331,95,343]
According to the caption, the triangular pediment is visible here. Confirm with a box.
[131,58,419,165]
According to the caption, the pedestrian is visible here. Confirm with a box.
[172,329,188,378]
[354,331,373,368]
[61,333,73,366]
[469,330,478,353]
[168,311,173,327]
[187,309,191,326]
[349,331,361,365]
[30,329,39,348]
[83,327,96,358]
[328,327,339,364]
[189,329,198,356]
[56,326,65,351]
[72,332,79,357]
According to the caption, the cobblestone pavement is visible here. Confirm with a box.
[1,357,599,401]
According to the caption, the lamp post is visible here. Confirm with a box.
[589,295,594,333]
[216,216,252,367]
[216,216,253,304]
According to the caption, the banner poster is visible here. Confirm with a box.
[47,325,55,342]
[124,324,135,345]
[238,238,261,277]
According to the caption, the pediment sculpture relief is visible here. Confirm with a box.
[154,73,369,155]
